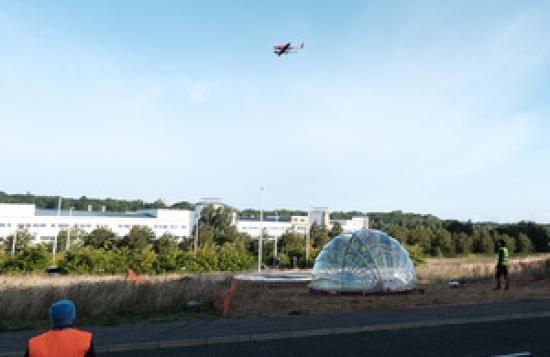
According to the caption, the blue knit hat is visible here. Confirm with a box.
[49,300,76,327]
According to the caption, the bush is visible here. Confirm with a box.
[61,247,126,274]
[218,244,254,272]
[153,234,181,273]
[516,233,534,254]
[404,244,426,266]
[126,247,157,274]
[178,246,219,273]
[3,245,51,272]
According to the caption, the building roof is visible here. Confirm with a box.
[238,217,291,223]
[35,209,155,219]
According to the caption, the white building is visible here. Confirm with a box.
[0,203,195,243]
[309,207,330,227]
[0,202,369,244]
[333,216,370,233]
[236,215,309,239]
[235,210,369,240]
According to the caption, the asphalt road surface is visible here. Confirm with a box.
[107,317,549,357]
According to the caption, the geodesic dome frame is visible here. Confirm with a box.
[310,229,416,293]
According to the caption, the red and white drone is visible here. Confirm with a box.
[272,42,305,56]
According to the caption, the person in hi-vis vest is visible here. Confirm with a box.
[495,239,509,290]
[25,300,95,357]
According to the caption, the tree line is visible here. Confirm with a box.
[1,198,548,274]
[0,205,341,274]
[0,191,193,212]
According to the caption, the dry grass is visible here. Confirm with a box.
[0,274,229,330]
[416,254,550,282]
[2,255,550,330]
[226,255,550,317]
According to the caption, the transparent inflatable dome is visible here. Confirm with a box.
[310,229,416,292]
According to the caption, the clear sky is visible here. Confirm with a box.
[1,1,549,222]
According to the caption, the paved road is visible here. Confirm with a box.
[2,299,549,356]
[107,317,550,357]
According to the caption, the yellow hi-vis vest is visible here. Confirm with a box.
[499,246,509,266]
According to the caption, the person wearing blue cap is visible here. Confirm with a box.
[25,300,95,357]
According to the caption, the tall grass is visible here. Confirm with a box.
[416,255,550,282]
[0,274,229,330]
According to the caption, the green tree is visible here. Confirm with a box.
[126,246,157,274]
[452,232,473,255]
[329,222,343,238]
[84,227,117,249]
[473,230,494,254]
[153,233,180,273]
[387,226,408,244]
[0,248,6,271]
[311,226,330,249]
[432,228,454,256]
[119,226,155,250]
[219,225,252,248]
[200,205,234,244]
[407,227,433,254]
[198,224,215,247]
[3,245,51,272]
[280,232,309,268]
[172,201,193,210]
[218,243,254,271]
[499,234,516,254]
[497,221,549,253]
[194,245,219,272]
[404,244,425,266]
[4,229,35,253]
[516,233,534,254]
[61,246,126,274]
[55,227,88,252]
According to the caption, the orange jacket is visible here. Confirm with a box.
[27,328,93,357]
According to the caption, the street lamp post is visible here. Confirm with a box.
[258,186,264,272]
[194,214,199,256]
[306,209,311,266]
[306,230,310,265]
[273,236,277,266]
[53,197,62,262]
[10,232,16,256]
[66,207,74,251]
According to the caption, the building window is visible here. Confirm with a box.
[0,223,5,227]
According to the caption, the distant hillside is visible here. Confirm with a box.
[0,191,193,212]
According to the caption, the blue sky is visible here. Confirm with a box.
[1,1,549,222]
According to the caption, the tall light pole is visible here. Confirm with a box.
[273,236,278,266]
[258,186,264,272]
[306,209,311,266]
[66,207,74,251]
[194,214,199,256]
[53,196,62,262]
[10,232,16,256]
